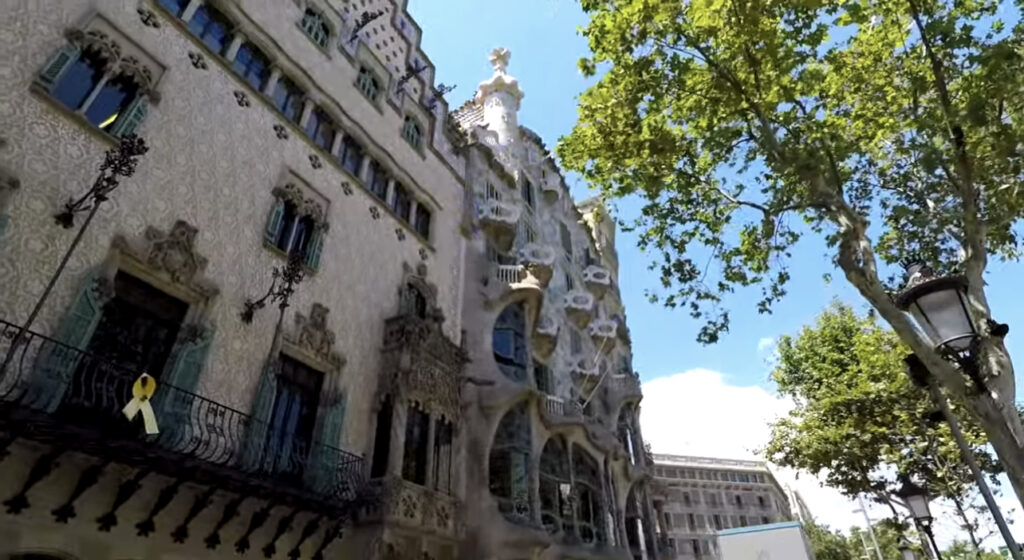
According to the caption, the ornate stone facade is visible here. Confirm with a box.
[0,3,656,560]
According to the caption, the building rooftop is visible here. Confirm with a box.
[652,453,770,471]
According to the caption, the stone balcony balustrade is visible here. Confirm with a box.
[608,371,643,402]
[540,174,561,203]
[476,198,522,252]
[562,289,595,329]
[540,394,583,426]
[582,264,612,299]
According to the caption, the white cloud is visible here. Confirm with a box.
[638,369,1024,550]
[640,370,902,534]
[757,337,777,355]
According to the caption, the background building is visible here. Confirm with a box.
[0,2,659,559]
[650,454,793,559]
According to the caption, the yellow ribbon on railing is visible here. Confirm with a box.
[122,373,159,435]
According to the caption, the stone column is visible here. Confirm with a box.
[298,96,316,130]
[329,130,344,159]
[423,413,437,487]
[181,0,202,23]
[224,30,247,62]
[387,399,408,478]
[263,67,282,96]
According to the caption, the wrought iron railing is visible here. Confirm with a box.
[0,319,364,513]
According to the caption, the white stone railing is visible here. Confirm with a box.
[492,263,525,285]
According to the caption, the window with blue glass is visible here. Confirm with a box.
[391,182,412,222]
[366,159,388,200]
[493,303,528,382]
[35,38,152,138]
[338,135,364,176]
[187,4,232,54]
[272,77,304,124]
[305,107,336,151]
[232,42,270,91]
[264,354,323,477]
[158,0,189,17]
[264,194,326,271]
[414,204,431,239]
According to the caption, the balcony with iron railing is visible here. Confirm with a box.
[0,319,365,518]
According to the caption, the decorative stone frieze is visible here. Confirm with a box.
[112,220,218,299]
[378,264,467,420]
[359,477,459,538]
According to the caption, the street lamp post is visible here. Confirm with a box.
[898,536,917,560]
[896,477,943,560]
[904,354,1023,560]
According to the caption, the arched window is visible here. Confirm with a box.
[357,66,381,101]
[539,437,571,535]
[493,303,528,382]
[402,115,422,149]
[489,402,532,523]
[39,42,147,137]
[300,9,331,48]
[572,444,606,544]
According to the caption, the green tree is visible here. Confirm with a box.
[804,521,857,560]
[558,0,1024,499]
[764,303,999,513]
[945,539,1005,560]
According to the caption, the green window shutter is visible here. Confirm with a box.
[242,360,279,470]
[306,392,347,492]
[155,326,214,446]
[264,198,286,244]
[30,271,111,412]
[303,228,324,271]
[35,44,81,92]
[108,94,149,138]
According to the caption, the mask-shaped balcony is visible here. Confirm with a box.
[588,318,618,349]
[562,290,595,329]
[582,264,612,299]
[540,175,561,204]
[533,313,559,358]
[517,243,556,289]
[476,199,522,252]
[571,358,600,394]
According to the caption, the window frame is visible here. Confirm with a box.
[272,77,305,124]
[232,42,271,91]
[356,66,381,102]
[299,8,332,50]
[187,3,233,55]
[305,106,337,151]
[402,115,422,149]
[391,182,412,222]
[413,204,431,240]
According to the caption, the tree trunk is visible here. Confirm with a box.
[950,495,982,559]
[963,388,1024,510]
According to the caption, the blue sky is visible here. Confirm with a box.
[407,0,1024,538]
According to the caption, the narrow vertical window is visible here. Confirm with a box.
[232,43,270,90]
[402,405,430,485]
[305,107,336,151]
[366,159,388,200]
[432,418,453,494]
[414,205,431,239]
[402,115,422,149]
[338,135,365,176]
[370,396,393,478]
[272,77,304,123]
[356,66,380,101]
[392,182,412,222]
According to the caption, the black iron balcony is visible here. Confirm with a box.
[0,319,365,518]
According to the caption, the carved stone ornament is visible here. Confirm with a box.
[287,303,345,370]
[188,51,208,70]
[272,183,328,231]
[137,8,160,28]
[273,124,289,140]
[0,166,20,207]
[309,154,323,170]
[369,206,381,220]
[394,228,405,242]
[418,247,428,262]
[233,90,251,107]
[341,181,353,196]
[64,27,159,99]
[112,220,219,299]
